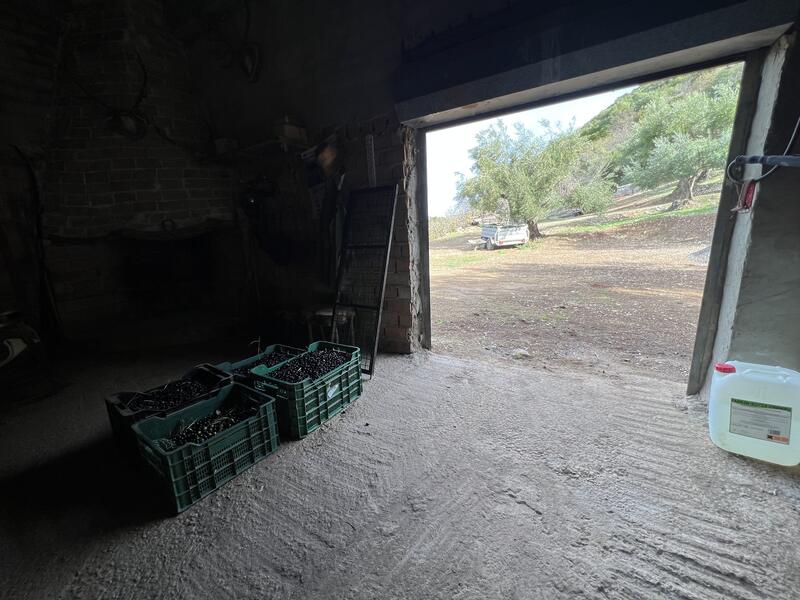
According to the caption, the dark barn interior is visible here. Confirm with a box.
[2,1,800,598]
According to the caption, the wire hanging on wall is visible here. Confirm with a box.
[726,112,800,186]
[67,51,150,140]
[205,0,261,83]
[66,48,215,157]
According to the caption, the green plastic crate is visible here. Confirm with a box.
[253,341,362,439]
[106,363,231,456]
[132,383,279,514]
[213,344,304,382]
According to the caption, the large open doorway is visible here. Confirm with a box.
[425,62,743,382]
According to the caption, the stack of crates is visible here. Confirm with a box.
[250,341,362,439]
[109,341,364,513]
[213,343,303,386]
[106,363,231,456]
[132,383,279,513]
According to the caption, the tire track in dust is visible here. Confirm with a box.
[602,383,789,600]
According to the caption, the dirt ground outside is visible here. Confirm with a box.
[429,192,718,384]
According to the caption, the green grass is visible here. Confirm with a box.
[553,194,717,235]
[702,172,725,188]
[429,183,720,271]
[431,238,547,269]
[538,311,569,322]
[515,238,546,252]
[435,227,477,242]
[428,214,477,240]
[430,249,507,270]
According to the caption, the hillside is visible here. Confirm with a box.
[580,63,742,141]
[450,62,741,226]
[577,63,743,183]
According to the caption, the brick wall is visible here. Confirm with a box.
[37,0,243,339]
[43,229,245,341]
[339,114,422,353]
[44,0,236,238]
[180,0,441,355]
[3,1,424,351]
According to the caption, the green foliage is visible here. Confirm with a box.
[620,75,737,192]
[567,180,615,214]
[601,63,740,185]
[581,62,742,182]
[554,193,719,235]
[581,63,742,138]
[453,62,742,220]
[455,120,613,226]
[625,132,730,189]
[428,212,475,241]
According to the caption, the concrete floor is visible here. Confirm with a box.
[1,346,799,599]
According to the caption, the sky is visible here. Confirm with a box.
[425,86,636,217]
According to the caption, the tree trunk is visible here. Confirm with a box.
[666,175,696,210]
[527,220,543,238]
[695,168,710,182]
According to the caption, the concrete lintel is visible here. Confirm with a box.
[397,1,796,128]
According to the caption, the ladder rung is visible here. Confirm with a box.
[345,243,386,250]
[334,303,379,311]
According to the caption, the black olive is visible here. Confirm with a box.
[127,378,209,413]
[270,349,349,383]
[232,349,301,375]
[159,397,255,449]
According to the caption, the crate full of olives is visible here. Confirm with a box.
[106,363,231,455]
[132,383,279,513]
[213,344,304,382]
[252,341,362,439]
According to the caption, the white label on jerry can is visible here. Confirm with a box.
[729,398,791,444]
[327,383,340,400]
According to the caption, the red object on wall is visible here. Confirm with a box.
[733,180,757,212]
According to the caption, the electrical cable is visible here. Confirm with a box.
[67,49,213,154]
[726,111,800,184]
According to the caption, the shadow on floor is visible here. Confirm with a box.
[0,436,168,551]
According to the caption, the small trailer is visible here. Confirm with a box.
[480,223,530,250]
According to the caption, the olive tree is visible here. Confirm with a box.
[622,79,738,209]
[455,121,613,237]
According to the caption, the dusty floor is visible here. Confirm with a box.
[2,345,800,599]
[430,211,716,380]
[2,199,798,599]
